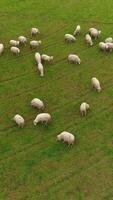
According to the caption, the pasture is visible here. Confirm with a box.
[0,0,113,199]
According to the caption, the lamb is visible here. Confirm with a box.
[31,27,40,36]
[30,40,41,49]
[11,46,20,54]
[57,131,75,145]
[0,44,4,55]
[13,114,25,128]
[105,37,113,43]
[85,34,93,46]
[33,113,52,125]
[80,102,90,116]
[41,54,53,62]
[18,36,27,45]
[74,25,81,36]
[89,28,101,39]
[91,77,101,92]
[106,42,113,51]
[37,62,44,77]
[68,54,81,64]
[64,34,76,42]
[9,40,19,46]
[35,52,41,64]
[99,42,108,51]
[31,98,44,110]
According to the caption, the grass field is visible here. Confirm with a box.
[1,0,113,199]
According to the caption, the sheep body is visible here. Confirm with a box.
[57,131,75,145]
[80,102,90,116]
[68,54,81,64]
[13,114,25,127]
[105,37,113,43]
[74,25,81,36]
[41,54,53,62]
[64,34,76,42]
[33,113,51,125]
[99,42,108,51]
[85,34,93,46]
[0,44,4,55]
[18,36,27,45]
[11,46,20,54]
[37,63,44,77]
[91,77,101,92]
[31,98,44,110]
[35,52,41,63]
[31,28,40,35]
[30,40,41,48]
[10,40,19,46]
[89,28,101,39]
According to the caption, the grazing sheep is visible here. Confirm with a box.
[18,36,27,45]
[13,114,25,128]
[31,27,40,36]
[106,42,113,51]
[30,40,41,49]
[10,40,19,46]
[31,98,44,110]
[0,44,4,55]
[11,46,20,54]
[35,52,41,64]
[74,25,81,36]
[105,37,113,43]
[41,54,53,62]
[89,28,101,39]
[85,34,93,46]
[64,34,76,42]
[57,131,75,145]
[91,77,101,92]
[37,63,44,77]
[33,113,52,125]
[80,102,90,116]
[68,54,81,64]
[99,42,108,51]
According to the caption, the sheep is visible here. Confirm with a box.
[91,77,101,92]
[41,54,53,62]
[37,62,44,77]
[31,98,44,110]
[57,131,75,145]
[85,34,93,46]
[0,44,4,55]
[13,114,25,128]
[35,52,41,64]
[18,36,27,45]
[74,25,81,36]
[68,54,81,64]
[33,113,52,125]
[64,34,76,42]
[105,37,113,43]
[106,42,113,51]
[31,27,40,36]
[99,42,108,51]
[10,46,20,54]
[80,102,90,116]
[9,40,19,46]
[89,28,101,39]
[30,40,41,49]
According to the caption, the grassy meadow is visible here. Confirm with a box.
[0,0,113,199]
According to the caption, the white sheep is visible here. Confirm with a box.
[0,44,4,55]
[10,40,19,46]
[64,34,76,42]
[68,54,81,64]
[106,42,113,51]
[80,102,90,116]
[85,34,93,46]
[89,28,101,39]
[30,40,41,49]
[13,114,25,128]
[35,52,41,64]
[99,42,108,51]
[31,98,44,110]
[37,63,44,77]
[91,77,101,92]
[18,36,27,45]
[41,54,53,62]
[33,113,52,125]
[74,25,81,36]
[57,131,75,145]
[11,46,20,54]
[31,27,40,36]
[105,37,113,43]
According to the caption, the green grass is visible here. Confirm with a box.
[0,0,113,199]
